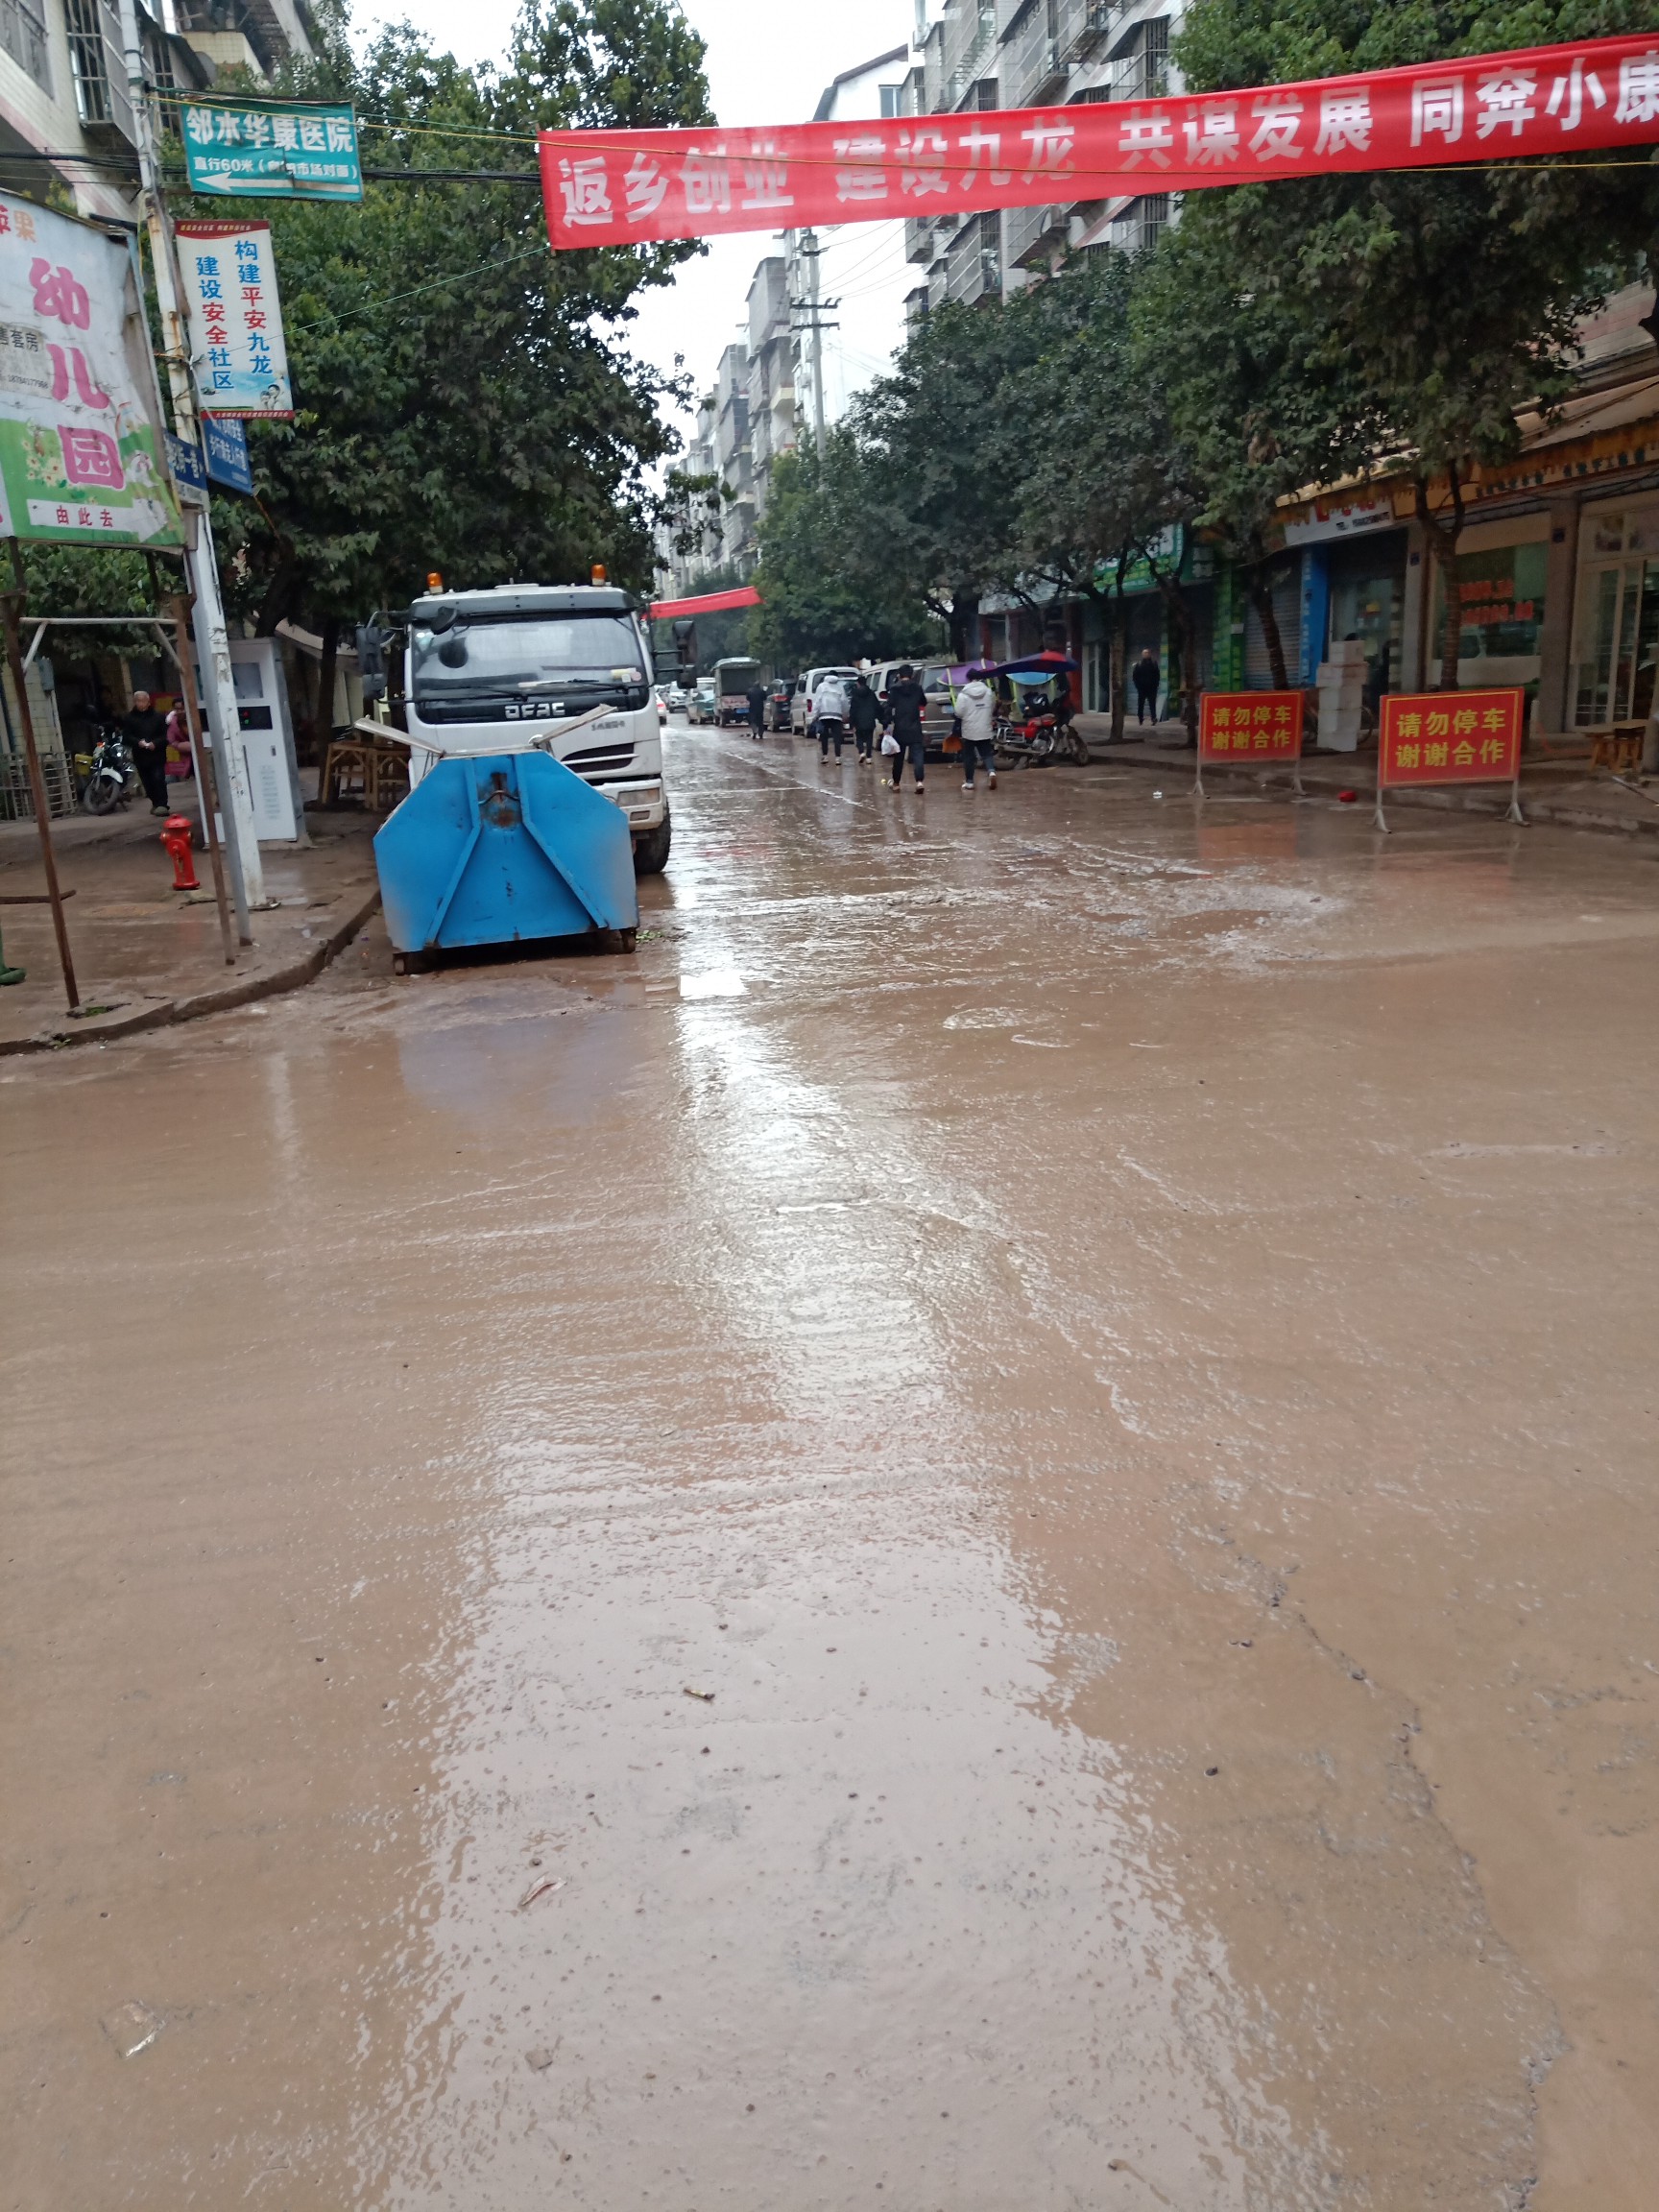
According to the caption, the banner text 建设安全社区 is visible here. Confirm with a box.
[539,35,1659,252]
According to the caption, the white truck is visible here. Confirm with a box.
[402,581,671,873]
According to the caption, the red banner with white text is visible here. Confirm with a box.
[541,35,1659,252]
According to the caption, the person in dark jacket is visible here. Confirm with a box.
[124,689,171,813]
[745,680,768,741]
[848,674,884,763]
[1131,649,1160,726]
[884,664,928,791]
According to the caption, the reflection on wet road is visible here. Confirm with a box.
[4,727,1657,2209]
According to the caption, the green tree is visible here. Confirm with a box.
[750,438,938,671]
[852,294,1063,658]
[1136,213,1381,689]
[1001,254,1194,738]
[1175,0,1659,685]
[196,0,711,650]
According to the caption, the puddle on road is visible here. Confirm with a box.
[3,745,1656,2208]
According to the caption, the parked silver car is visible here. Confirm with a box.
[789,665,861,735]
[869,659,958,754]
[685,682,717,725]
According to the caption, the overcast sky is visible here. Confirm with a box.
[358,0,918,463]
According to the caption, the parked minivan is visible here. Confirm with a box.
[869,658,958,755]
[790,665,861,735]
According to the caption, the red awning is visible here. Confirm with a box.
[649,586,761,620]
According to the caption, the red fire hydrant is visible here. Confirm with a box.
[160,813,200,891]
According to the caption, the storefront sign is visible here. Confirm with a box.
[1377,687,1525,827]
[176,221,292,419]
[0,193,182,546]
[165,428,205,502]
[180,102,362,202]
[542,34,1659,251]
[204,416,253,493]
[1200,690,1304,760]
[1283,497,1396,546]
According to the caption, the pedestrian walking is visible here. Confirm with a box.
[884,663,928,791]
[745,678,768,740]
[1131,648,1160,726]
[848,673,883,764]
[810,669,850,759]
[956,666,998,791]
[124,689,171,814]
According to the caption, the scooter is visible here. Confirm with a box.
[81,724,139,813]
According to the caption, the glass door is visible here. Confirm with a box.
[1574,560,1659,727]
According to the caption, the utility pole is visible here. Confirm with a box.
[789,231,837,454]
[117,0,262,934]
[805,230,825,449]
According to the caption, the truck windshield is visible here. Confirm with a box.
[412,615,644,698]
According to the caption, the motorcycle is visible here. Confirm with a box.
[81,723,139,813]
[977,651,1092,767]
[994,706,1091,767]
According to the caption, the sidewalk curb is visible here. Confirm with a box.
[0,886,382,1059]
[1080,747,1659,838]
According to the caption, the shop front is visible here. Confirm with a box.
[1567,498,1659,735]
[1427,514,1550,702]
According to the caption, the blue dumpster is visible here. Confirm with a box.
[374,751,638,964]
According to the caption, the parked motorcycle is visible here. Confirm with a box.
[81,724,139,814]
[994,708,1090,766]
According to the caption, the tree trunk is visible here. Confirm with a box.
[1155,567,1201,745]
[1118,601,1132,747]
[1415,463,1467,692]
[949,590,979,661]
[1248,563,1290,691]
[253,554,298,639]
[317,617,341,746]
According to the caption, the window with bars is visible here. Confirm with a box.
[1139,192,1169,252]
[0,0,51,90]
[63,0,115,123]
[1143,16,1169,96]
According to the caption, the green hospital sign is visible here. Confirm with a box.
[180,102,362,202]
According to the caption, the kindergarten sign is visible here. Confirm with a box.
[541,34,1659,251]
[0,193,181,546]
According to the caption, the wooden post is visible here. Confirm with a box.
[169,596,236,964]
[2,541,77,1010]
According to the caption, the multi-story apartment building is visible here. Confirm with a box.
[0,0,313,226]
[904,0,1182,321]
[745,254,795,526]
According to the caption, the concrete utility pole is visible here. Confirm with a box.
[117,0,262,932]
[800,230,826,451]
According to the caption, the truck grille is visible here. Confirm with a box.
[563,742,635,773]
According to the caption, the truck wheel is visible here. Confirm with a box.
[633,810,672,875]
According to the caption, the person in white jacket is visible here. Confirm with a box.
[810,671,851,759]
[956,670,998,791]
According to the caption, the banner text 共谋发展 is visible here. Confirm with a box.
[539,34,1659,251]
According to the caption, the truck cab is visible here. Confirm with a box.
[402,583,671,872]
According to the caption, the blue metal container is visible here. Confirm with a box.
[374,751,638,960]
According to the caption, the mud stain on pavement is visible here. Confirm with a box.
[2,731,1655,2208]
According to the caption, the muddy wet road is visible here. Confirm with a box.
[4,729,1656,2211]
